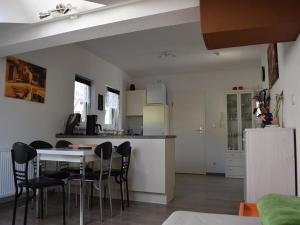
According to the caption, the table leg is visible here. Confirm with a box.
[80,157,86,225]
[36,155,40,218]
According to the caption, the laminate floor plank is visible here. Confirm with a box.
[0,174,244,225]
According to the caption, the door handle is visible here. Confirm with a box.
[196,127,204,134]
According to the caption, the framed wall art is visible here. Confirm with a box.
[5,56,47,103]
[267,43,279,89]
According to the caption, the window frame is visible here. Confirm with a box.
[104,86,120,129]
[74,75,92,123]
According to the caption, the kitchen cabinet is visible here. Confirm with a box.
[126,90,146,116]
[225,91,254,178]
[146,82,167,104]
[143,104,169,135]
[244,128,296,202]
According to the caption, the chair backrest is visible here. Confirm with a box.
[29,140,52,175]
[29,140,53,149]
[55,140,72,148]
[116,141,131,157]
[116,141,131,177]
[11,142,37,192]
[94,142,113,178]
[95,142,113,160]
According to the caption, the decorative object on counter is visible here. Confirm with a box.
[112,130,125,136]
[231,86,244,90]
[268,43,279,89]
[272,91,284,126]
[129,84,136,91]
[258,107,273,127]
[5,56,47,103]
[98,94,104,111]
[253,89,272,127]
[118,130,125,136]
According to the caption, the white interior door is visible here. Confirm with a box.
[171,89,206,174]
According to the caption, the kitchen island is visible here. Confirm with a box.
[56,134,176,204]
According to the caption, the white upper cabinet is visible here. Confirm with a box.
[146,82,167,104]
[126,90,146,116]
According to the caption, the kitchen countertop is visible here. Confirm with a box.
[56,134,176,139]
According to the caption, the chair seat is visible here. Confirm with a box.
[43,171,70,180]
[69,172,109,181]
[19,176,64,189]
[61,167,93,174]
[110,169,122,176]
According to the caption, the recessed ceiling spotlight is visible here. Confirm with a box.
[158,50,176,59]
[212,52,220,56]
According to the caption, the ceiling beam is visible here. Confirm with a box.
[0,0,199,57]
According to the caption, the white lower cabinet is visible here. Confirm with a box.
[244,128,296,202]
[225,152,245,178]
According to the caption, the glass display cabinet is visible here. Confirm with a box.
[226,92,254,152]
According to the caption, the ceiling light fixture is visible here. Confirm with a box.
[39,3,74,20]
[158,50,176,59]
[212,52,220,56]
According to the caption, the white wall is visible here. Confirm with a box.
[261,36,300,194]
[132,65,261,173]
[0,44,129,151]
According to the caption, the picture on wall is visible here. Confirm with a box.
[4,56,47,103]
[267,43,279,89]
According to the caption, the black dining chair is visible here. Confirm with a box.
[29,140,70,180]
[110,141,131,210]
[11,142,66,225]
[55,140,93,175]
[55,140,72,148]
[68,142,113,221]
[29,140,70,216]
[55,140,72,171]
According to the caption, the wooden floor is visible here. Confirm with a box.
[0,174,244,225]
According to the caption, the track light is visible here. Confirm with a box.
[39,3,73,20]
[39,12,51,19]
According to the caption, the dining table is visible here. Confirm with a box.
[36,147,119,225]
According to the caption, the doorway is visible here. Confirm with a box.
[171,89,206,174]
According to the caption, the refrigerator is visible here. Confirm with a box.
[143,104,169,135]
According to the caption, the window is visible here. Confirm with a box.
[74,75,91,122]
[105,87,120,129]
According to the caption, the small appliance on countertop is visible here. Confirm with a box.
[65,113,81,135]
[86,115,102,135]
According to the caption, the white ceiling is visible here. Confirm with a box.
[80,22,263,76]
[85,0,130,4]
[0,0,105,23]
[0,0,199,57]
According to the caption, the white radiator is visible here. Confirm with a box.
[0,150,34,198]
